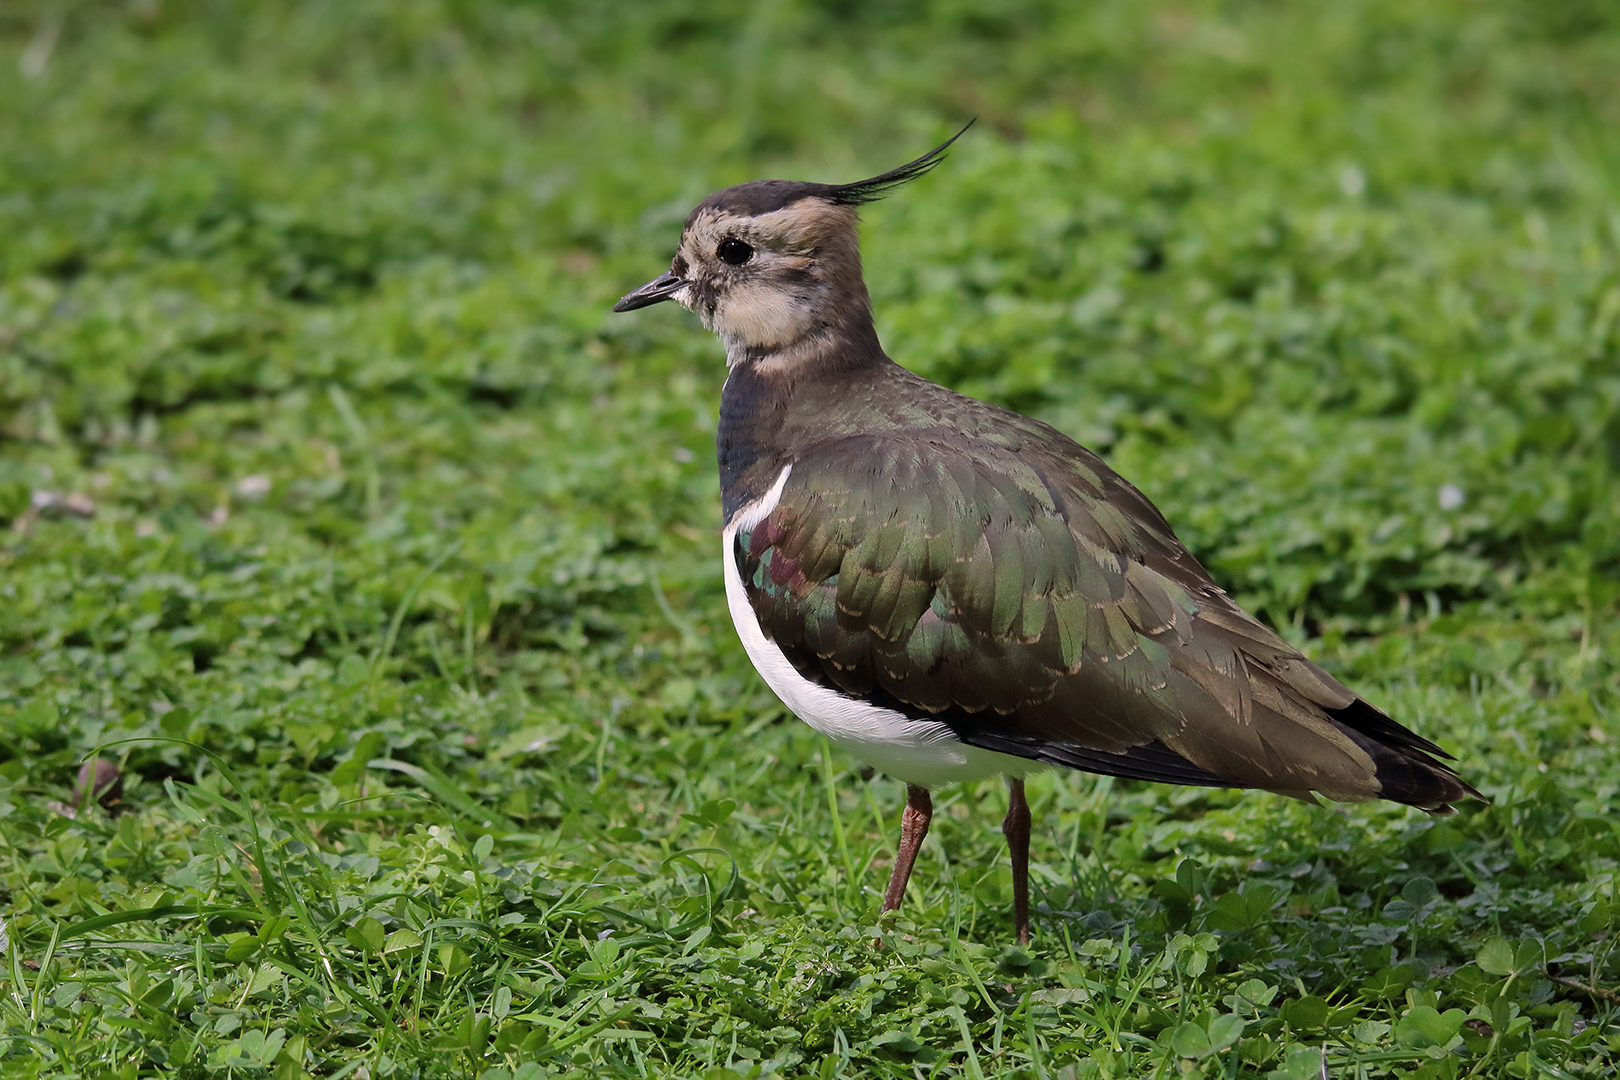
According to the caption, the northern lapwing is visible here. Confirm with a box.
[613,128,1481,944]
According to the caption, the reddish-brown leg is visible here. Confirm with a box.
[1004,777,1032,945]
[881,785,933,914]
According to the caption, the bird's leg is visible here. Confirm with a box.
[1004,777,1032,945]
[881,785,932,915]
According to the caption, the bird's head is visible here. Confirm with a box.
[614,124,971,368]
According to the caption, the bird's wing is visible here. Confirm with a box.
[734,430,1473,807]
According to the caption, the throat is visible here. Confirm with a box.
[722,315,884,373]
[723,333,825,372]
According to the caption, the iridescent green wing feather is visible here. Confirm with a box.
[734,427,1475,807]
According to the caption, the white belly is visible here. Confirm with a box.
[722,465,1033,788]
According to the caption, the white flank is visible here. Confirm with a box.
[723,464,1028,787]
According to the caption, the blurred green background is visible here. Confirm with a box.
[1,2,1618,1078]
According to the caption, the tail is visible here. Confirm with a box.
[1327,698,1485,813]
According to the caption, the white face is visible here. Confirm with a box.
[670,201,862,360]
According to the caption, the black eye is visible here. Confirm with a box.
[717,238,754,266]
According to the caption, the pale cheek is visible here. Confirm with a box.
[715,287,815,349]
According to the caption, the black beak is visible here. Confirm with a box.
[613,271,686,313]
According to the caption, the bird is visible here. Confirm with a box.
[612,126,1481,945]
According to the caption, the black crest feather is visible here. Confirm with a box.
[826,120,975,206]
[690,121,976,221]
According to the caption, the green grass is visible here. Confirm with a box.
[2,1,1619,1077]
